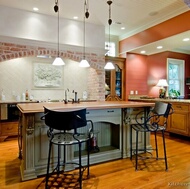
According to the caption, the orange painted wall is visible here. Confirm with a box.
[119,11,190,55]
[125,53,148,99]
[125,51,190,99]
[147,52,190,98]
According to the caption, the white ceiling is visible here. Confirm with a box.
[0,0,190,55]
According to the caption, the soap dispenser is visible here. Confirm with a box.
[22,92,26,101]
[25,90,29,100]
[1,89,5,101]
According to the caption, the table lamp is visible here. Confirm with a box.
[156,79,168,98]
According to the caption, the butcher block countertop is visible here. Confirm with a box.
[17,101,155,114]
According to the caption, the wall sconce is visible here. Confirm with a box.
[156,79,168,98]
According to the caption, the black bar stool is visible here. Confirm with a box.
[130,102,173,171]
[41,107,94,189]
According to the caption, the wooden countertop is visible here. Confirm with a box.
[0,100,37,104]
[17,101,155,114]
[129,97,190,104]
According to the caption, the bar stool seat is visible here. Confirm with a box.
[41,107,94,189]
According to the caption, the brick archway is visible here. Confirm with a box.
[0,42,105,101]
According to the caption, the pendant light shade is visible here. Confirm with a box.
[104,61,115,69]
[52,0,65,66]
[104,0,115,70]
[79,59,90,67]
[79,0,90,68]
[52,57,65,66]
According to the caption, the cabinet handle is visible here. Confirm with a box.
[86,112,90,114]
[176,106,182,109]
[107,110,114,113]
[7,127,13,130]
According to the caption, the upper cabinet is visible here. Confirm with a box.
[105,56,126,101]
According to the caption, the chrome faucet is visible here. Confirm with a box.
[72,90,80,103]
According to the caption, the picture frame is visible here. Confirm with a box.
[33,62,63,88]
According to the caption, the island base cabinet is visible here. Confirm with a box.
[19,109,123,181]
[168,104,189,136]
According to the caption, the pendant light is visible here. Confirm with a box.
[52,0,65,66]
[104,0,115,70]
[79,0,90,67]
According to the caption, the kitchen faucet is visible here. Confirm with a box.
[72,90,80,103]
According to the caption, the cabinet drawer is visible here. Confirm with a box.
[86,109,121,117]
[86,109,121,124]
[172,104,189,111]
[0,122,18,135]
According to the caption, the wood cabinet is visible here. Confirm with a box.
[128,98,190,136]
[0,121,18,141]
[0,103,19,141]
[105,56,126,101]
[167,103,189,136]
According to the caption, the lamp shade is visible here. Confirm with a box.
[52,57,65,66]
[156,79,168,87]
[104,61,115,70]
[79,59,90,67]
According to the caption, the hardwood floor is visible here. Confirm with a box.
[0,134,190,189]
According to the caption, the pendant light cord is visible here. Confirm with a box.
[83,0,89,59]
[57,1,60,57]
[107,0,112,56]
[83,1,86,59]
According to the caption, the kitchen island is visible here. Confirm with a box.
[17,101,154,181]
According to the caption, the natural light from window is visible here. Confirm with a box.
[167,58,185,98]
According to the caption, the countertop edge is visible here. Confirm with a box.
[128,98,190,104]
[17,101,155,114]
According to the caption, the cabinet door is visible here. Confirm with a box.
[0,121,18,135]
[105,56,126,101]
[168,104,189,136]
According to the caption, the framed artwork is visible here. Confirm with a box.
[33,63,63,88]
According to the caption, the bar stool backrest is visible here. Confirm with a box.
[152,102,172,118]
[42,107,87,132]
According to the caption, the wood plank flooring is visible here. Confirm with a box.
[0,134,190,189]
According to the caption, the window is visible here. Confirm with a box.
[105,42,116,57]
[167,58,185,97]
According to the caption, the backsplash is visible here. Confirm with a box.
[0,42,106,101]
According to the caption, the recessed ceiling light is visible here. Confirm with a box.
[33,7,39,11]
[140,50,146,54]
[183,38,190,41]
[157,46,163,49]
[73,16,78,19]
[114,21,122,25]
[121,27,125,30]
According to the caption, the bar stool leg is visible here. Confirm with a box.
[46,142,52,189]
[87,139,90,177]
[130,125,133,160]
[78,142,82,189]
[135,131,139,171]
[162,130,168,171]
[57,145,60,174]
[154,131,158,159]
